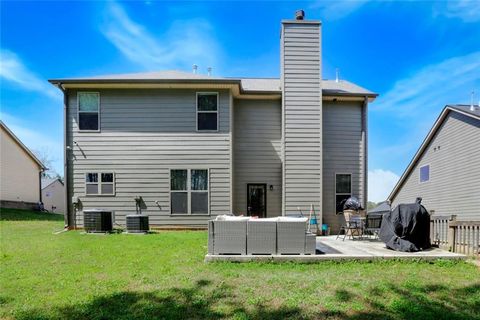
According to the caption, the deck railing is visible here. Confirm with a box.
[430,215,480,256]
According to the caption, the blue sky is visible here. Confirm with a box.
[1,0,479,202]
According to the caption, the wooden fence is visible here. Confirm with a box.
[430,215,480,256]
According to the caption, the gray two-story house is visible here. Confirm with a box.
[49,12,377,232]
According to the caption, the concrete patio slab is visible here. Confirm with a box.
[205,235,466,262]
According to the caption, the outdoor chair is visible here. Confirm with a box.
[336,217,363,241]
[364,213,382,239]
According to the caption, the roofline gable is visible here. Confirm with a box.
[388,105,480,201]
[42,178,64,189]
[0,121,47,170]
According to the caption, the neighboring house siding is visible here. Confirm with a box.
[67,89,231,227]
[42,181,65,213]
[281,21,322,216]
[391,111,480,220]
[0,127,41,203]
[233,99,282,217]
[322,101,365,232]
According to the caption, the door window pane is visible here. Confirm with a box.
[197,94,217,111]
[191,192,208,214]
[336,174,351,194]
[171,170,187,190]
[191,170,208,190]
[197,113,217,131]
[247,184,266,217]
[171,192,188,214]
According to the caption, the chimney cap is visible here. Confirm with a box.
[295,10,305,20]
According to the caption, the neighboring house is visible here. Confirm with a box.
[49,12,377,231]
[0,121,46,209]
[41,178,65,213]
[368,201,391,216]
[389,105,480,220]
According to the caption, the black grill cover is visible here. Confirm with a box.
[379,202,431,252]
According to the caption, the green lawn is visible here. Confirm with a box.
[1,208,479,320]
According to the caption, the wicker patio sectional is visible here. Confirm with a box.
[208,216,316,255]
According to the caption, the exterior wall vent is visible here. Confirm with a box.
[83,209,113,233]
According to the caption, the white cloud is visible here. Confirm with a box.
[0,112,63,175]
[0,49,61,100]
[370,51,480,176]
[374,51,480,117]
[368,169,399,203]
[433,0,480,22]
[102,2,222,72]
[310,0,369,20]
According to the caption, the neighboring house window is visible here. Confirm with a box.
[420,165,430,183]
[85,172,115,195]
[78,92,100,131]
[170,169,209,214]
[335,173,352,213]
[197,93,218,131]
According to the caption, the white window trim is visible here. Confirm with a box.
[335,173,352,213]
[169,168,210,215]
[419,164,430,183]
[85,172,115,196]
[196,92,219,132]
[77,92,101,132]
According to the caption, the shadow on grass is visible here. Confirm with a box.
[16,280,303,320]
[16,279,480,320]
[0,208,64,222]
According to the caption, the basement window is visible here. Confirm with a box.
[335,173,352,213]
[420,165,430,183]
[78,92,100,131]
[170,169,209,215]
[85,172,115,196]
[197,93,218,131]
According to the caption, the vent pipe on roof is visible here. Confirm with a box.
[207,67,212,76]
[470,90,475,111]
[192,64,198,74]
[335,68,339,83]
[295,10,305,20]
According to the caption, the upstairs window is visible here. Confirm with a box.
[78,92,100,131]
[197,93,218,131]
[85,172,115,195]
[420,165,430,183]
[335,173,352,213]
[170,169,209,214]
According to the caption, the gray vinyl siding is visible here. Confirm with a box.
[233,99,282,217]
[66,89,231,227]
[281,21,322,216]
[322,101,365,232]
[391,111,480,220]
